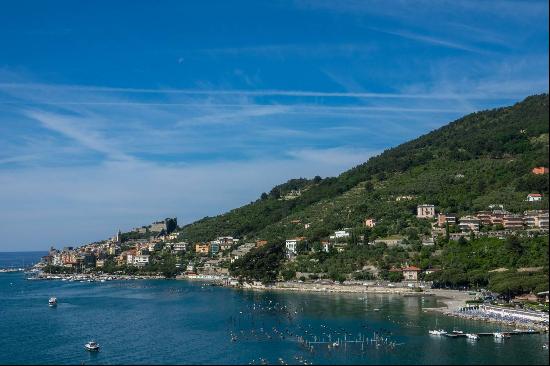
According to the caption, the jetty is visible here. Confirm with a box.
[440,329,541,338]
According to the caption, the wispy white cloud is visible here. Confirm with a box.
[0,82,531,100]
[367,27,488,54]
[24,110,135,162]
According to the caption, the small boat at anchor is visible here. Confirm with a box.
[48,297,57,307]
[466,333,479,340]
[429,329,447,335]
[84,341,100,351]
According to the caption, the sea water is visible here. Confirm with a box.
[0,253,548,365]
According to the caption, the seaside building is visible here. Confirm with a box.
[503,214,524,230]
[172,242,188,253]
[149,221,167,232]
[329,229,351,240]
[421,237,435,246]
[437,213,457,227]
[402,266,421,281]
[476,211,493,226]
[364,218,376,228]
[458,216,480,232]
[210,241,220,255]
[532,167,549,175]
[216,236,237,251]
[537,213,549,229]
[490,209,509,226]
[417,204,435,219]
[285,239,298,255]
[285,237,305,256]
[127,254,150,267]
[195,243,210,255]
[527,193,543,202]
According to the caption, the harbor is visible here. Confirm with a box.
[2,270,549,365]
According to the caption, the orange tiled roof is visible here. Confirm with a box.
[402,266,421,271]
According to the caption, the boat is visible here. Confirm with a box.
[429,318,446,335]
[48,297,57,307]
[84,341,100,351]
[493,332,510,338]
[452,329,464,334]
[466,333,479,340]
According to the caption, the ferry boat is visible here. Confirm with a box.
[466,333,479,340]
[48,297,57,307]
[429,329,447,335]
[84,341,100,351]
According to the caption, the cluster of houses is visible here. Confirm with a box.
[41,227,185,270]
[434,209,549,232]
[411,201,549,232]
[40,219,268,276]
[283,198,548,257]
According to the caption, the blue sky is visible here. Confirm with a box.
[0,0,548,251]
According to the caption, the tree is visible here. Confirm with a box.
[296,241,309,254]
[364,181,374,192]
[281,268,296,281]
[229,242,285,284]
[505,235,523,255]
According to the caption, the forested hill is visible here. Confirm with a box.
[180,94,549,244]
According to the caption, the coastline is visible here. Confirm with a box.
[29,272,165,281]
[226,281,549,331]
[28,272,549,331]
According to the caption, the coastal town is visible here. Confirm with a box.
[26,190,549,332]
[35,200,548,279]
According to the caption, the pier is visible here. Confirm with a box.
[441,329,541,338]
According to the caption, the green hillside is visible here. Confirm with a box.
[181,94,549,244]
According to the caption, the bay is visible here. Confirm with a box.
[0,253,548,365]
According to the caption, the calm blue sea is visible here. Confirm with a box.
[0,251,47,268]
[0,253,548,365]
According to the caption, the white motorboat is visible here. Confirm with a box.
[48,297,57,306]
[429,329,447,335]
[493,332,510,338]
[84,341,100,351]
[466,333,479,340]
